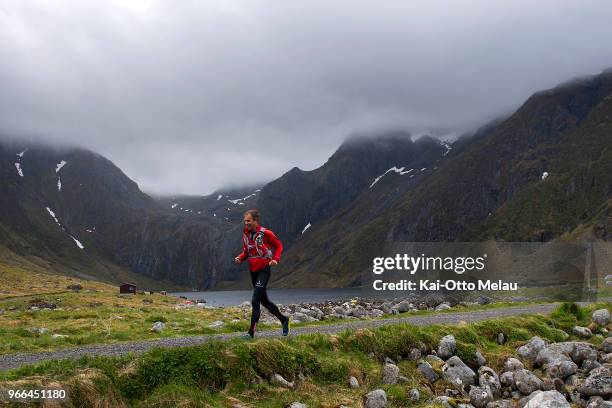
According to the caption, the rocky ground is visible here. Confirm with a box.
[272,307,612,408]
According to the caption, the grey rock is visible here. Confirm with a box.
[270,373,294,389]
[363,389,387,408]
[479,366,501,397]
[517,336,547,361]
[433,396,454,408]
[370,309,384,318]
[349,376,359,388]
[535,348,572,367]
[578,367,612,398]
[592,309,611,326]
[28,327,49,335]
[586,396,612,408]
[287,403,307,408]
[350,305,367,318]
[514,369,543,395]
[500,371,515,389]
[474,351,487,367]
[438,334,456,359]
[600,353,612,363]
[397,375,410,383]
[381,363,399,385]
[393,300,412,313]
[497,333,506,345]
[151,321,165,332]
[583,360,602,373]
[442,356,476,390]
[572,343,599,365]
[418,360,439,383]
[546,360,578,379]
[426,354,444,365]
[435,303,452,311]
[408,347,421,360]
[600,337,612,353]
[332,306,346,315]
[293,312,316,322]
[503,357,524,372]
[565,374,580,387]
[573,326,593,338]
[409,388,419,401]
[208,320,224,328]
[469,385,494,408]
[486,401,514,408]
[522,390,570,407]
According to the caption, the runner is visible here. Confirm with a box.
[234,209,290,338]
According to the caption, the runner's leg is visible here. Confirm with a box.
[249,270,262,336]
[257,267,287,322]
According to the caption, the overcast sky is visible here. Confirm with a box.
[1,0,612,195]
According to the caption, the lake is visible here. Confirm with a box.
[171,287,367,307]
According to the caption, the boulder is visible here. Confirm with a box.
[381,363,399,385]
[474,351,487,367]
[522,390,570,408]
[270,373,294,389]
[578,367,612,398]
[478,366,501,397]
[409,388,419,401]
[592,309,611,326]
[287,403,307,408]
[442,356,476,390]
[208,320,224,329]
[546,360,578,379]
[573,326,593,338]
[517,336,547,361]
[418,361,439,383]
[514,369,543,395]
[600,337,612,353]
[469,385,493,408]
[503,357,524,372]
[349,376,359,389]
[151,321,165,332]
[500,372,515,389]
[438,335,456,359]
[363,389,387,408]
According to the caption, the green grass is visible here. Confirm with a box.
[1,302,608,407]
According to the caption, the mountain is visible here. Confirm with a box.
[1,70,610,290]
[271,70,612,287]
[0,141,238,289]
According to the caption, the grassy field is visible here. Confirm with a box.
[0,302,609,407]
[1,261,610,357]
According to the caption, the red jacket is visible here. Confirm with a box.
[237,226,283,272]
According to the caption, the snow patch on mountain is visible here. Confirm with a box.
[440,141,452,156]
[542,172,549,180]
[228,192,257,204]
[302,222,311,234]
[69,235,85,249]
[14,163,24,177]
[370,167,414,188]
[46,207,60,225]
[57,178,62,191]
[217,194,223,200]
[55,160,67,173]
[171,203,178,209]
[16,149,27,158]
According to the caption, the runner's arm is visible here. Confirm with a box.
[265,230,283,262]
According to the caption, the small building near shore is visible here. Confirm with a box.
[119,283,136,294]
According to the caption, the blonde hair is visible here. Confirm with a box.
[243,209,260,221]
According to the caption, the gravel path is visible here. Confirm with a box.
[0,303,560,371]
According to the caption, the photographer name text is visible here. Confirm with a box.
[372,279,518,291]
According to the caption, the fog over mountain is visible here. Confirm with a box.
[1,0,612,195]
